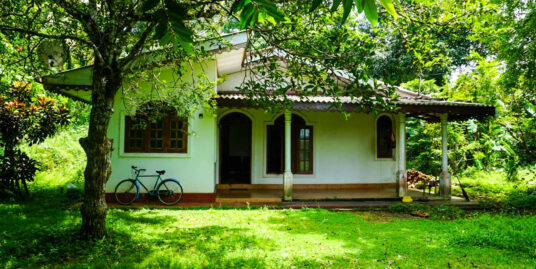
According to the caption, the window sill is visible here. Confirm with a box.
[118,152,191,158]
[374,157,396,162]
[263,173,316,178]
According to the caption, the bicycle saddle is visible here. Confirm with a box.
[156,170,166,175]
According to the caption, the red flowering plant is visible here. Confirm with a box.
[0,82,69,199]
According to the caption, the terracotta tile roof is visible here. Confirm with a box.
[216,91,492,107]
[215,91,496,122]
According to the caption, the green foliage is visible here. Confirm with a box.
[0,82,70,199]
[450,214,536,256]
[405,54,536,179]
[400,79,442,97]
[430,206,464,220]
[369,0,493,85]
[122,64,216,119]
[1,201,535,268]
[451,168,536,212]
[21,126,87,191]
[233,2,399,114]
[501,191,536,212]
[139,0,400,55]
[306,0,401,25]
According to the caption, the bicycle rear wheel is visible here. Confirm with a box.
[114,179,139,205]
[157,179,183,205]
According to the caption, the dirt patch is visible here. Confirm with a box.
[343,211,422,222]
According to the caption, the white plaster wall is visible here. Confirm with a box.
[105,60,399,193]
[217,108,398,185]
[105,61,219,194]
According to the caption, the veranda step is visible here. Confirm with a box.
[215,197,282,203]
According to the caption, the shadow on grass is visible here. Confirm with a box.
[146,225,272,268]
[3,193,535,268]
[0,189,142,268]
[111,209,173,225]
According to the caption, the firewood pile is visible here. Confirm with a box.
[407,169,439,193]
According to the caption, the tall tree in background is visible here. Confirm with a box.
[368,0,494,86]
[495,0,536,161]
[0,0,400,239]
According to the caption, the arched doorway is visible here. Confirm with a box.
[219,112,252,184]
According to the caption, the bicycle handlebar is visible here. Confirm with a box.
[131,166,146,173]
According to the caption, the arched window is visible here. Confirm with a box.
[266,114,313,174]
[377,115,394,159]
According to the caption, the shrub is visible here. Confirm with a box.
[0,83,69,198]
[388,203,431,214]
[430,205,464,220]
[450,214,536,256]
[490,189,536,213]
[22,126,87,190]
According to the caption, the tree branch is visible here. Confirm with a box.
[0,25,91,45]
[54,0,91,24]
[120,22,157,69]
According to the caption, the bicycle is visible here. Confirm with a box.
[114,166,183,205]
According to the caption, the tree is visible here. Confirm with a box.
[0,82,70,199]
[0,0,399,239]
[494,0,536,162]
[367,0,494,86]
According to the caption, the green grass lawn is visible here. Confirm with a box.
[1,193,535,268]
[5,128,534,268]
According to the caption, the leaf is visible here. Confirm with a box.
[141,0,159,12]
[379,0,397,19]
[393,0,408,18]
[309,0,323,12]
[363,0,378,25]
[164,0,187,17]
[257,0,285,21]
[230,0,246,12]
[153,4,195,54]
[331,0,342,13]
[159,31,172,46]
[355,0,365,13]
[258,11,266,23]
[178,39,194,54]
[474,157,483,170]
[341,0,354,23]
[249,11,259,27]
[154,16,168,41]
[266,15,277,25]
[171,21,194,43]
[239,3,256,29]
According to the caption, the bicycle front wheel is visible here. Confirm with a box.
[114,179,139,205]
[157,179,183,205]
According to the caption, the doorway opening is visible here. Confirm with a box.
[219,112,252,184]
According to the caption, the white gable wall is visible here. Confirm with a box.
[105,60,219,194]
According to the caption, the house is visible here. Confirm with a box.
[39,32,495,203]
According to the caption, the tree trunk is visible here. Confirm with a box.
[79,61,120,239]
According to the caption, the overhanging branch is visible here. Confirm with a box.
[0,25,91,46]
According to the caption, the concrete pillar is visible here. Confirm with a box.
[283,110,293,201]
[439,113,451,198]
[397,113,407,197]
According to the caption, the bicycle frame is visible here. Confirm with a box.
[132,170,163,194]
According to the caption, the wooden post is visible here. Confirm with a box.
[283,110,293,201]
[440,113,451,198]
[397,113,407,197]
